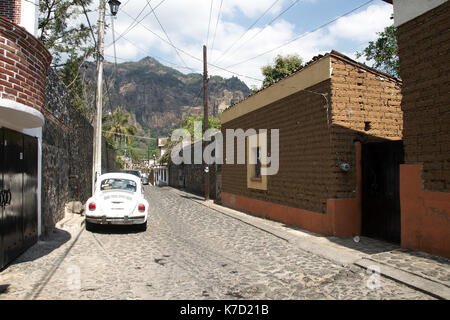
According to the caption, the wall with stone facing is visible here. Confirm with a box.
[168,141,219,199]
[397,0,450,192]
[41,68,120,236]
[41,68,70,236]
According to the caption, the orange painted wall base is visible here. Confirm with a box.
[400,164,450,258]
[221,192,361,238]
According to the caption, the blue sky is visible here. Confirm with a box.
[88,0,393,87]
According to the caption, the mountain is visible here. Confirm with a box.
[94,56,250,138]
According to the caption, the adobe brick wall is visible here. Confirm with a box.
[0,0,21,25]
[397,1,450,192]
[221,55,403,215]
[329,55,403,199]
[222,79,334,214]
[0,16,52,115]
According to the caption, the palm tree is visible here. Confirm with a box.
[102,106,137,147]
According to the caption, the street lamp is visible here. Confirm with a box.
[108,0,121,16]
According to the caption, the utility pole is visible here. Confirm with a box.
[203,45,210,201]
[92,0,106,194]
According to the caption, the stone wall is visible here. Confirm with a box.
[168,141,219,199]
[41,68,120,236]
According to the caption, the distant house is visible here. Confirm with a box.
[221,51,403,241]
[157,137,168,158]
[383,0,450,257]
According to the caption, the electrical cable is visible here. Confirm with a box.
[226,0,375,69]
[205,0,214,49]
[145,0,190,70]
[222,0,301,63]
[213,0,282,64]
[106,0,167,48]
[209,0,223,60]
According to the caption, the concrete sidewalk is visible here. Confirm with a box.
[167,186,450,300]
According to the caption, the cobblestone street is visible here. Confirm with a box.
[0,186,435,300]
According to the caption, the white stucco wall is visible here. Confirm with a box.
[393,0,448,26]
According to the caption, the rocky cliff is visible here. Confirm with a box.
[87,57,250,137]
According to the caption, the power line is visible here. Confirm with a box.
[205,0,214,49]
[223,0,301,63]
[102,130,157,141]
[213,0,282,64]
[145,0,190,70]
[113,7,263,82]
[110,34,201,73]
[210,0,223,60]
[226,0,375,69]
[106,0,167,49]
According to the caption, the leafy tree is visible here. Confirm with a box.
[356,22,399,78]
[39,0,95,65]
[181,115,221,139]
[59,52,95,120]
[261,54,303,87]
[38,1,99,118]
[160,115,221,164]
[102,106,138,147]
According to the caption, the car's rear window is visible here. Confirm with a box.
[100,178,137,192]
[121,170,140,178]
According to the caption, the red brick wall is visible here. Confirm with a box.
[0,16,52,116]
[0,0,21,25]
[397,1,450,192]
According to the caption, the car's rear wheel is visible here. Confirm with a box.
[85,221,96,232]
[137,221,147,232]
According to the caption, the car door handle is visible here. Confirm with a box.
[0,190,4,207]
[6,189,11,205]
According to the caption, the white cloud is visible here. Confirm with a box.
[327,4,393,42]
[78,0,393,88]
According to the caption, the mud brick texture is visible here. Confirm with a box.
[397,1,450,192]
[222,54,402,214]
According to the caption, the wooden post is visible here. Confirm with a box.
[203,45,210,201]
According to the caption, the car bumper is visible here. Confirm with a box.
[85,215,146,225]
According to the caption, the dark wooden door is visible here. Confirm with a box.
[0,128,38,270]
[2,128,24,266]
[362,141,404,243]
[22,134,38,248]
[0,128,4,269]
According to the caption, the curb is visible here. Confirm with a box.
[355,258,450,300]
[168,187,449,300]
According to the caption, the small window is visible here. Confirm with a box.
[101,178,137,192]
[254,147,261,179]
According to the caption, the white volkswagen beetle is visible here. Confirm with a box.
[85,172,149,231]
